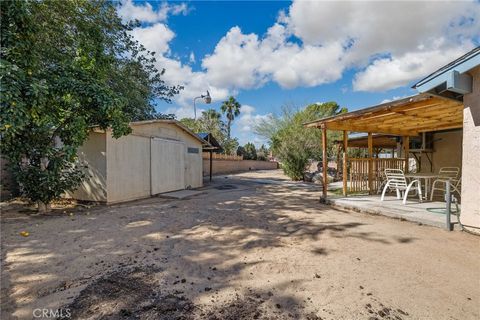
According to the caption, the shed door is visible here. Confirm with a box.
[151,138,185,194]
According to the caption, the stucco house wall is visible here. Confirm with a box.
[461,65,480,231]
[419,130,463,173]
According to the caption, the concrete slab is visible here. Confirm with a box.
[328,195,460,229]
[159,189,204,199]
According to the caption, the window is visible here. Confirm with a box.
[187,147,199,154]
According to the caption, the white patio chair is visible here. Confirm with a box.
[381,169,422,205]
[430,167,461,201]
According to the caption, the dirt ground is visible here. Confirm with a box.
[1,170,479,320]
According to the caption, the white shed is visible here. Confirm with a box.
[70,120,207,204]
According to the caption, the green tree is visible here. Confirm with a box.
[199,109,226,140]
[243,142,257,160]
[254,102,346,180]
[222,138,239,156]
[180,108,241,154]
[236,146,246,157]
[257,144,269,161]
[220,96,241,139]
[179,118,203,133]
[0,0,180,212]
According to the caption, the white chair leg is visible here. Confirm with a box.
[417,182,423,203]
[396,188,401,199]
[402,188,410,205]
[403,180,419,205]
[430,180,436,201]
[381,181,390,201]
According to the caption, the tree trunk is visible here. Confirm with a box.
[37,157,51,213]
[37,201,51,213]
[227,119,231,139]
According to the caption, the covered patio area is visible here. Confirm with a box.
[305,93,464,230]
[328,194,460,229]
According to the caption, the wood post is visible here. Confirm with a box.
[322,126,328,200]
[209,150,213,182]
[368,133,373,194]
[342,130,348,196]
[403,136,409,173]
[335,145,341,181]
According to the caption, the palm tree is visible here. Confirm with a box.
[200,109,226,140]
[220,96,241,139]
[201,109,222,130]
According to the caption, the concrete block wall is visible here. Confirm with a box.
[203,159,278,176]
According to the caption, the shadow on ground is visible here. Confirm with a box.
[0,174,430,319]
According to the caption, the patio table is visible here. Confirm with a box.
[404,173,449,200]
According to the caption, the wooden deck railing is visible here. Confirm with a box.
[348,158,406,193]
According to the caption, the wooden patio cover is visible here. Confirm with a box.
[304,93,463,136]
[304,93,464,200]
[335,134,397,149]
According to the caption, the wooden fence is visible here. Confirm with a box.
[348,158,406,193]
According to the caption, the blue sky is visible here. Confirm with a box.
[118,1,480,146]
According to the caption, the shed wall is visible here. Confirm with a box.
[461,65,480,231]
[106,133,151,203]
[70,132,107,202]
[131,123,202,189]
[71,122,203,204]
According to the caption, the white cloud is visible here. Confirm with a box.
[233,105,271,146]
[130,23,174,55]
[189,52,196,64]
[201,1,478,92]
[202,24,345,90]
[121,0,479,121]
[353,45,473,91]
[381,95,410,104]
[118,0,188,23]
[202,27,266,89]
[235,105,271,133]
[284,0,479,90]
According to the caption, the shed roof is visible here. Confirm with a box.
[91,119,210,146]
[129,119,209,145]
[197,132,222,151]
[304,93,463,136]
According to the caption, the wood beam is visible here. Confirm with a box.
[324,122,419,136]
[322,127,328,200]
[403,136,409,173]
[209,150,213,182]
[416,122,464,132]
[368,133,373,194]
[343,130,348,197]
